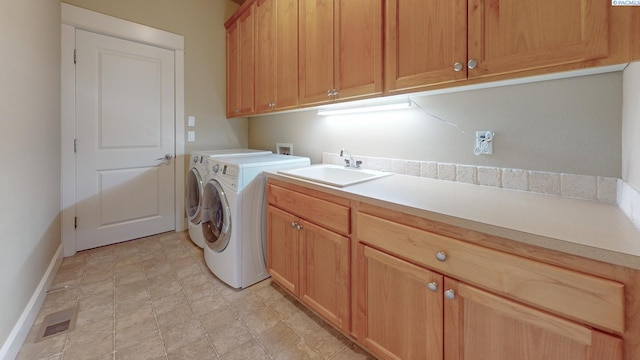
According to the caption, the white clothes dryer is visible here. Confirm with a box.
[201,154,310,288]
[186,149,271,248]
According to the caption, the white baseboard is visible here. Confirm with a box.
[618,179,640,232]
[0,244,64,360]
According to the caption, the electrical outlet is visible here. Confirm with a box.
[475,131,493,155]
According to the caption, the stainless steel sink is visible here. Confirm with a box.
[278,164,392,187]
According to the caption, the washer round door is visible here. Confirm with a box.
[186,167,204,224]
[201,179,232,252]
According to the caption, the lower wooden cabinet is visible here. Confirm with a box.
[265,179,635,360]
[356,244,623,360]
[357,245,443,360]
[266,182,351,333]
[444,278,623,360]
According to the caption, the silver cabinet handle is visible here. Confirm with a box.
[427,282,438,292]
[155,153,173,161]
[467,58,478,70]
[453,62,463,72]
[435,252,447,262]
[445,289,455,300]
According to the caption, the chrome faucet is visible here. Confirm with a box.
[340,148,362,169]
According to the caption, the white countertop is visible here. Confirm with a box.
[266,170,640,270]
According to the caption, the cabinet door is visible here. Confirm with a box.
[385,0,467,94]
[357,245,444,360]
[299,220,350,332]
[444,278,623,360]
[334,0,383,101]
[266,205,300,295]
[255,0,276,113]
[467,0,608,79]
[237,5,255,116]
[299,0,335,105]
[226,6,256,117]
[255,0,298,113]
[226,20,240,117]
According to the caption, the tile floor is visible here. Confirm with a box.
[17,231,374,360]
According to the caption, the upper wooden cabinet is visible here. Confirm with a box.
[226,3,255,117]
[386,0,610,94]
[255,0,299,112]
[299,0,383,106]
[385,0,468,92]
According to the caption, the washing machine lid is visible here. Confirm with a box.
[201,179,232,253]
[186,167,204,223]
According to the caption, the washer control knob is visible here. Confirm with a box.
[212,163,220,174]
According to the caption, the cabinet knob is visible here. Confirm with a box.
[296,224,303,231]
[453,62,463,72]
[445,289,456,300]
[327,89,333,97]
[427,282,438,292]
[435,251,447,262]
[291,222,297,228]
[332,89,338,97]
[467,58,478,70]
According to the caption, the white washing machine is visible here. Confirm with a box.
[186,149,271,248]
[201,154,310,288]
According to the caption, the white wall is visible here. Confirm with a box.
[62,0,248,160]
[622,62,640,190]
[0,0,61,348]
[249,72,622,178]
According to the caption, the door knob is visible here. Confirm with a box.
[155,153,173,161]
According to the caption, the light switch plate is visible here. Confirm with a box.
[187,131,195,142]
[187,116,195,127]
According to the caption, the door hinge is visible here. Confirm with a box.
[73,49,76,64]
[74,139,77,153]
[74,216,77,229]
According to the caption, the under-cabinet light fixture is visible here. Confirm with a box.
[317,99,412,116]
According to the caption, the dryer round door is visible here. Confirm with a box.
[186,168,204,224]
[201,179,232,252]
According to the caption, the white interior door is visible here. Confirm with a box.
[75,29,175,251]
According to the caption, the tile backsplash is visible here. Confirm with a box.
[322,152,618,204]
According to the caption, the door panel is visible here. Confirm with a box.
[444,278,623,360]
[75,29,175,251]
[385,0,467,93]
[359,245,444,360]
[299,220,350,332]
[266,205,300,295]
[467,0,608,78]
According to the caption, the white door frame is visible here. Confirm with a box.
[61,3,186,257]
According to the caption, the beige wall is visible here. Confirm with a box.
[249,72,622,177]
[62,0,249,157]
[0,0,61,347]
[623,62,640,190]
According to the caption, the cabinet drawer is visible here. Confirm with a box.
[357,212,625,334]
[268,184,350,235]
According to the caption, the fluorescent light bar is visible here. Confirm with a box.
[317,99,412,116]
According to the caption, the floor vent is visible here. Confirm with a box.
[35,306,78,343]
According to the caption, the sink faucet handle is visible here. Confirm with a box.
[344,159,350,166]
[355,160,363,168]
